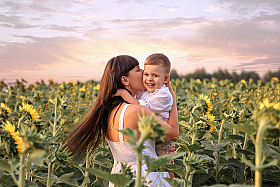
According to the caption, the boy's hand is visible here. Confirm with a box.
[112,89,125,97]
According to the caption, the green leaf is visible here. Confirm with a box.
[204,141,229,152]
[176,143,190,152]
[83,167,133,187]
[226,158,246,182]
[225,121,255,139]
[0,159,11,173]
[56,172,79,186]
[258,159,278,170]
[144,152,185,173]
[193,167,215,186]
[161,164,186,179]
[235,148,255,156]
[118,128,137,142]
[164,177,184,187]
[241,157,256,170]
[29,149,46,166]
[187,144,202,153]
[227,134,245,142]
[0,169,4,179]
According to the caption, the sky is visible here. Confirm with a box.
[1,0,280,84]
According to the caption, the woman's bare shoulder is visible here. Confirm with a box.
[126,104,151,115]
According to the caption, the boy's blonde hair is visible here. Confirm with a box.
[144,53,171,74]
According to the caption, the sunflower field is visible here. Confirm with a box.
[0,77,279,187]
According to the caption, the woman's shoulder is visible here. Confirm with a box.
[125,104,152,117]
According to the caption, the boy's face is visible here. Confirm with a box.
[143,64,169,93]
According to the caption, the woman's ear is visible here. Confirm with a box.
[121,76,130,86]
[164,74,170,84]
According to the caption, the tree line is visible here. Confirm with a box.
[170,68,280,83]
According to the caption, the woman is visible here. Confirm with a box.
[63,55,179,186]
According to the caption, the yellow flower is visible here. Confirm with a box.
[205,114,216,133]
[32,83,37,88]
[271,77,279,82]
[12,132,23,153]
[273,103,280,110]
[1,103,11,113]
[67,80,75,86]
[241,79,248,87]
[59,84,64,89]
[2,121,23,153]
[211,84,215,88]
[79,86,88,92]
[197,79,201,83]
[3,120,15,135]
[93,84,100,91]
[199,94,213,115]
[19,103,40,121]
[19,95,25,100]
[259,98,280,110]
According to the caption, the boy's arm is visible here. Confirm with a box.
[114,89,140,104]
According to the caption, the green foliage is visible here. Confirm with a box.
[0,77,280,186]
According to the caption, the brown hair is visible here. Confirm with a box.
[63,55,139,159]
[144,53,171,74]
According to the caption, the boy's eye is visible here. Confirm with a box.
[154,75,158,77]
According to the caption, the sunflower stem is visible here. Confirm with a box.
[255,119,268,187]
[18,153,26,187]
[216,119,225,184]
[232,128,237,159]
[17,115,24,129]
[47,157,57,187]
[53,100,57,137]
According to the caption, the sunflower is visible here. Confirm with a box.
[2,121,24,153]
[205,114,216,133]
[3,120,15,135]
[259,98,280,110]
[199,94,213,115]
[1,103,11,113]
[93,84,100,91]
[12,132,24,153]
[19,102,40,121]
[240,79,248,87]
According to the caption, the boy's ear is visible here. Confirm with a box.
[121,76,130,86]
[164,74,170,83]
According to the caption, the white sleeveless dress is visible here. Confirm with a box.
[106,104,171,187]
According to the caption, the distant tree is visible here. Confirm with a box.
[184,68,211,81]
[231,72,240,83]
[240,71,260,83]
[212,68,232,80]
[263,69,280,82]
[170,69,180,80]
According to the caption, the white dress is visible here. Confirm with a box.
[106,104,171,187]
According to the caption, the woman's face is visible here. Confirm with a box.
[126,65,145,96]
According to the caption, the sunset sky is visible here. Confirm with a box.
[1,0,280,84]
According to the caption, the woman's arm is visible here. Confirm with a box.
[165,81,179,140]
[125,104,179,141]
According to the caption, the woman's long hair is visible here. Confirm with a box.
[63,55,139,159]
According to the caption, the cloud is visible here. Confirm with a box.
[214,0,280,16]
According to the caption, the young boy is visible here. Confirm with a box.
[115,53,175,163]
